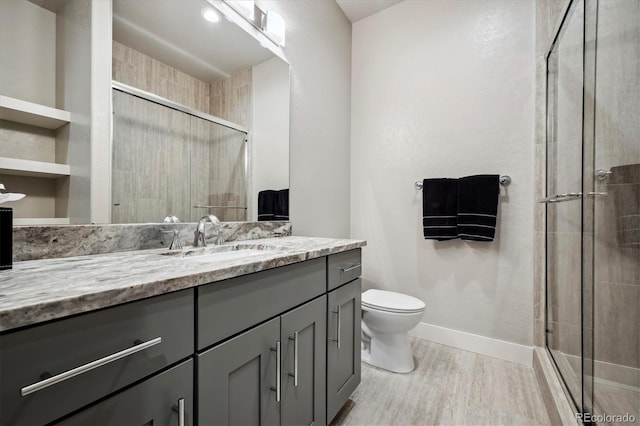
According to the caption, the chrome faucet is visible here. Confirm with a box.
[162,215,182,250]
[193,215,222,247]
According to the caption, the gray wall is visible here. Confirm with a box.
[257,1,352,238]
[350,0,536,346]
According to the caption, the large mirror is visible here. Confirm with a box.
[111,0,290,223]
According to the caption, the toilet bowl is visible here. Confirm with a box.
[361,289,425,373]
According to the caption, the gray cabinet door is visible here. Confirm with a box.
[326,278,362,423]
[1,289,194,426]
[198,317,280,425]
[59,359,193,426]
[281,296,327,426]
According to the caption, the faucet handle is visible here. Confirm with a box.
[163,215,179,223]
[161,216,182,250]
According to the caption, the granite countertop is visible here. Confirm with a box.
[0,236,366,333]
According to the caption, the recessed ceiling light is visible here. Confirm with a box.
[202,8,220,23]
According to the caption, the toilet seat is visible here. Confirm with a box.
[361,289,425,314]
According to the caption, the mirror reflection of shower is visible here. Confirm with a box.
[111,0,290,223]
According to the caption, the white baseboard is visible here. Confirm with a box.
[410,322,534,366]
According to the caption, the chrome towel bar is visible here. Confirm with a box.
[415,175,511,190]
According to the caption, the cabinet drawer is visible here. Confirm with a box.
[59,359,193,426]
[327,249,362,291]
[198,257,325,349]
[0,289,194,426]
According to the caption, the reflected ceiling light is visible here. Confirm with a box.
[202,8,220,23]
[263,10,285,47]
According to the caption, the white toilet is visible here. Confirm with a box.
[361,289,426,373]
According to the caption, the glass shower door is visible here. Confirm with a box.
[547,0,640,423]
[545,0,588,415]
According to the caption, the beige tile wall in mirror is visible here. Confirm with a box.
[111,0,290,224]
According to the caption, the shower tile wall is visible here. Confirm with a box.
[112,42,250,222]
[210,67,252,128]
[591,0,640,390]
[208,67,252,221]
[112,41,211,112]
[111,91,192,223]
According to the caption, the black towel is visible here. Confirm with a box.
[457,175,500,241]
[275,189,289,220]
[258,189,289,221]
[258,190,276,221]
[422,178,459,240]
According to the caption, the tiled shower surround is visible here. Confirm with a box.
[111,41,252,222]
[535,0,639,422]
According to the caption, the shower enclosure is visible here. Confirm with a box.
[545,0,639,423]
[111,84,248,223]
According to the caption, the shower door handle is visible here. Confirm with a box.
[538,192,582,203]
[538,192,607,204]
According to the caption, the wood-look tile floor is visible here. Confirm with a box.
[332,338,552,426]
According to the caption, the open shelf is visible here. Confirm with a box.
[13,218,71,226]
[0,95,71,129]
[0,157,71,178]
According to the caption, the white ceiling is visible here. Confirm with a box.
[112,0,274,83]
[336,0,404,23]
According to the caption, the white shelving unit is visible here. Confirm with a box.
[13,218,71,226]
[0,95,70,129]
[0,157,71,178]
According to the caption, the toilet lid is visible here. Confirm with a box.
[361,289,425,313]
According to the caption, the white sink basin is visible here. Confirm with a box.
[159,245,270,262]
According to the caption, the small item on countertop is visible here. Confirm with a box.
[0,207,12,270]
[0,184,25,270]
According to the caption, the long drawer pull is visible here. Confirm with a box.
[340,264,361,273]
[20,337,162,396]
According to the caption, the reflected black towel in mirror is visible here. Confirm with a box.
[422,178,459,240]
[258,189,289,221]
[275,189,289,220]
[457,175,499,241]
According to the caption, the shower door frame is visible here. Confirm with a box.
[110,80,250,223]
[544,0,598,419]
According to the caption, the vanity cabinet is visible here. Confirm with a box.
[59,360,193,426]
[0,248,362,426]
[327,278,362,422]
[198,296,326,426]
[196,258,328,425]
[0,289,194,426]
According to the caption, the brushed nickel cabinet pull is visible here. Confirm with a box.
[178,398,186,426]
[172,398,186,426]
[340,264,361,273]
[21,337,162,396]
[288,331,299,386]
[330,306,342,349]
[270,341,281,402]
